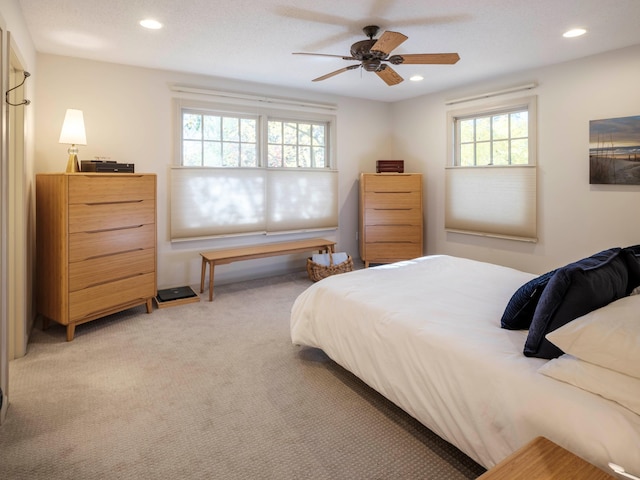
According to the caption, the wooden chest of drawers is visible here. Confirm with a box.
[359,173,423,267]
[36,173,157,341]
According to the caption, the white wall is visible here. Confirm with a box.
[31,37,640,286]
[34,54,393,288]
[391,44,640,274]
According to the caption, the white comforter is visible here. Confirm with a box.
[291,255,640,472]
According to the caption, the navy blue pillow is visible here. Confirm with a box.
[523,248,628,359]
[622,245,640,294]
[501,269,557,330]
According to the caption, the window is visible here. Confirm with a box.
[457,109,529,166]
[180,112,328,170]
[446,96,537,242]
[171,99,337,241]
[267,120,327,168]
[182,111,258,167]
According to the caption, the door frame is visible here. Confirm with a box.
[0,20,9,425]
[0,28,32,424]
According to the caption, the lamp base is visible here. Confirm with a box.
[65,154,80,173]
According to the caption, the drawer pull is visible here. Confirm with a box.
[84,199,144,206]
[373,191,413,194]
[85,224,145,234]
[81,248,145,261]
[372,241,414,244]
[76,297,148,320]
[82,272,150,289]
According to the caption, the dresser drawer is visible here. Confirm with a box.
[363,174,421,192]
[364,208,422,226]
[364,191,421,209]
[69,199,155,233]
[69,224,155,263]
[69,272,156,322]
[365,225,422,243]
[68,175,155,204]
[363,242,423,262]
[69,248,155,292]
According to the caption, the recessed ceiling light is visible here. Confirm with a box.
[409,75,424,82]
[139,19,163,30]
[563,28,586,38]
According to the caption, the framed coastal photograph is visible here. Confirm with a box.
[589,115,640,184]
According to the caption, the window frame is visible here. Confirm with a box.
[448,95,537,168]
[266,117,329,168]
[170,98,338,242]
[175,99,336,170]
[445,95,538,242]
[456,109,529,166]
[181,109,260,167]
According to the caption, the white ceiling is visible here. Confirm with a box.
[17,0,640,103]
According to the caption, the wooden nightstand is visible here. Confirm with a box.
[477,437,616,480]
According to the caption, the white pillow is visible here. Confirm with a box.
[545,294,640,379]
[538,354,640,416]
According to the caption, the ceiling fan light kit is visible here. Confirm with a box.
[294,25,460,86]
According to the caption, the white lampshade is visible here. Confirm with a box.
[59,109,87,145]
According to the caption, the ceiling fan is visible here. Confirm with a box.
[293,25,460,86]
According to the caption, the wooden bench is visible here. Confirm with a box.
[199,238,336,301]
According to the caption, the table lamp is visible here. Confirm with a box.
[59,109,87,173]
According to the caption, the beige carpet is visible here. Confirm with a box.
[0,271,485,479]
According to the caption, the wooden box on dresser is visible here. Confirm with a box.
[359,173,423,267]
[36,173,157,341]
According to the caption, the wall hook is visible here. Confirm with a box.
[5,71,31,106]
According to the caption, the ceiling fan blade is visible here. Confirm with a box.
[312,64,360,82]
[376,65,403,86]
[293,52,356,60]
[371,30,408,55]
[399,53,460,64]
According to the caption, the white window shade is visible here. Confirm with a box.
[170,167,338,241]
[445,165,537,242]
[171,167,266,240]
[266,169,338,233]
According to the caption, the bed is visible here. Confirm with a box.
[290,254,640,474]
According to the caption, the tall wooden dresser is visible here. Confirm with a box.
[36,173,157,341]
[359,173,423,267]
